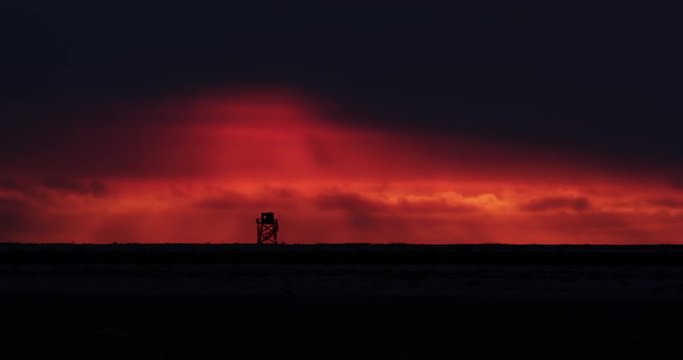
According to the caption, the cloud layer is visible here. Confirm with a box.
[0,88,681,244]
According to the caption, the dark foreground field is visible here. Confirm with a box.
[1,243,682,359]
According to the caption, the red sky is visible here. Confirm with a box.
[1,88,682,244]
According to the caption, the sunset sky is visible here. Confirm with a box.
[1,1,682,244]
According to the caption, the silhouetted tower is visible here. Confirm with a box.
[256,212,279,244]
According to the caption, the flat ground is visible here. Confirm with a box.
[1,244,681,359]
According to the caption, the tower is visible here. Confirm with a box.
[256,212,279,244]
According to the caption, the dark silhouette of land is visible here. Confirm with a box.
[1,243,682,359]
[2,242,683,264]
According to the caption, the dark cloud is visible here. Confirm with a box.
[396,200,480,214]
[648,198,683,209]
[0,1,681,171]
[315,192,382,212]
[314,189,491,216]
[520,197,591,212]
[43,179,109,197]
[0,179,47,199]
[0,1,681,245]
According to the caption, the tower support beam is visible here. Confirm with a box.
[256,212,279,244]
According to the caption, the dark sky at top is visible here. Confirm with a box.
[2,1,682,169]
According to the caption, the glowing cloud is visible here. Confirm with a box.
[0,88,681,244]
